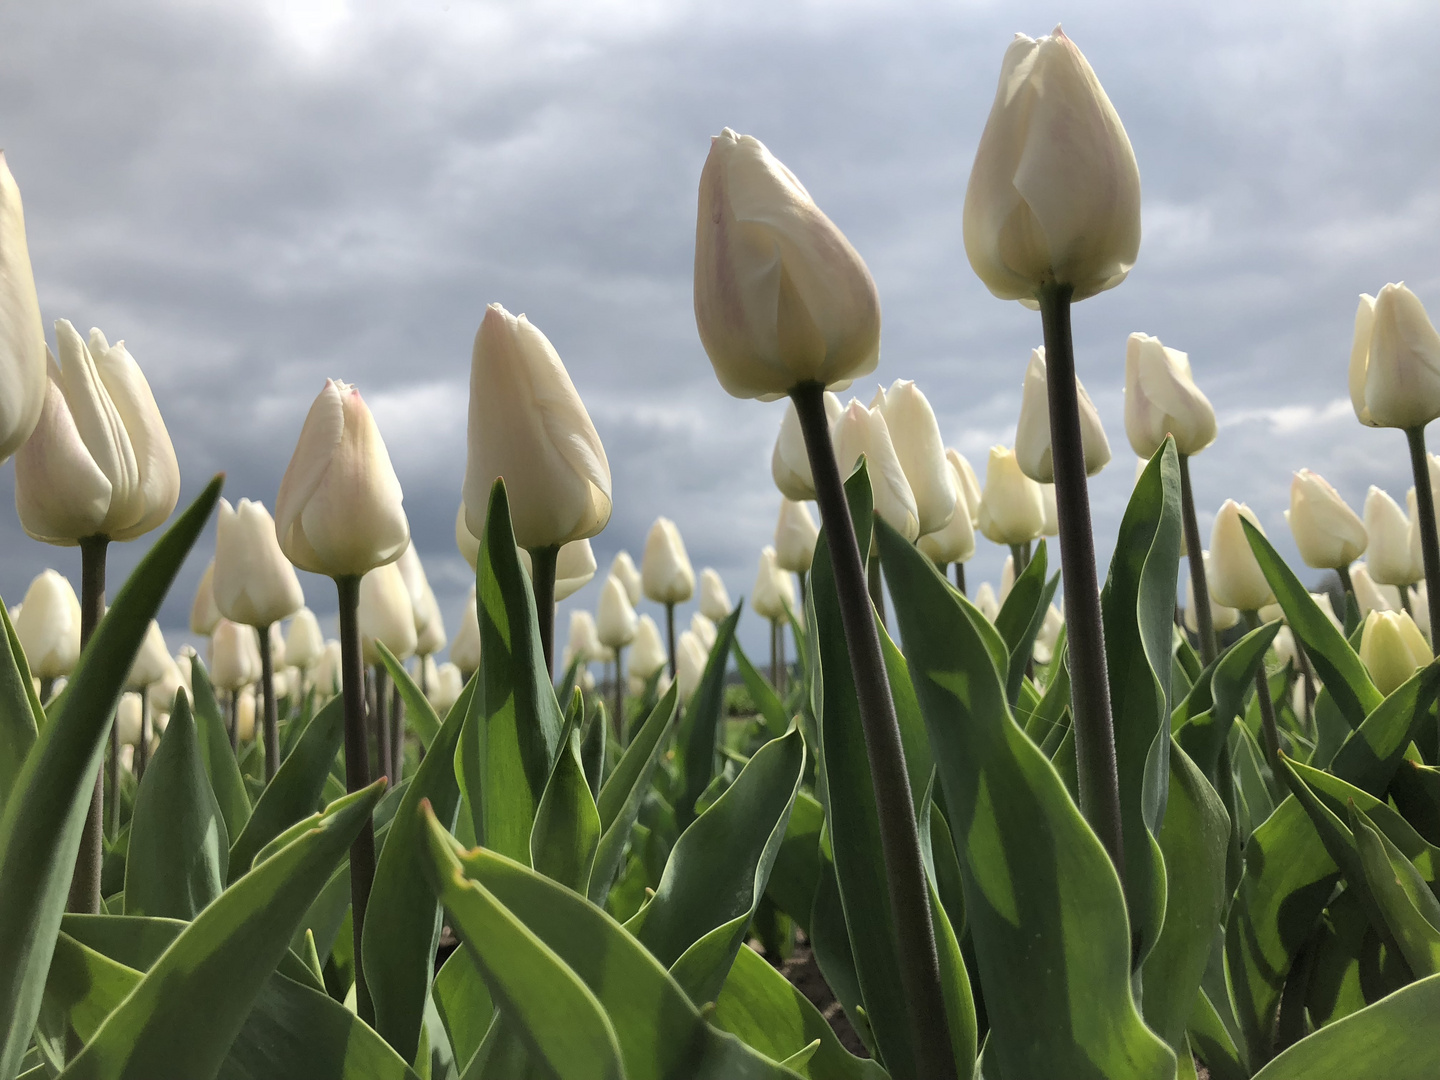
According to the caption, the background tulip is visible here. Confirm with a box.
[1014,347,1110,483]
[1208,500,1274,611]
[596,575,638,650]
[774,499,819,574]
[872,379,957,535]
[190,560,222,636]
[1349,284,1440,430]
[974,582,1000,622]
[1040,484,1059,538]
[1285,470,1366,570]
[948,450,982,525]
[359,562,417,666]
[964,28,1141,304]
[642,517,695,604]
[629,615,667,683]
[554,539,598,601]
[0,152,47,463]
[977,445,1045,545]
[694,128,880,401]
[428,662,464,715]
[115,693,144,748]
[455,504,481,569]
[1364,486,1420,586]
[451,588,482,675]
[1124,333,1217,458]
[1184,551,1240,634]
[1351,562,1400,617]
[14,569,80,680]
[773,392,843,500]
[1360,609,1433,695]
[127,620,172,692]
[213,498,305,628]
[1034,603,1064,665]
[284,608,325,671]
[698,568,732,621]
[463,302,611,551]
[675,629,709,703]
[309,640,343,699]
[690,612,718,651]
[752,545,796,623]
[563,609,604,671]
[211,619,259,692]
[831,399,919,541]
[917,455,977,569]
[611,550,642,606]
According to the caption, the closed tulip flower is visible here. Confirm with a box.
[213,497,305,628]
[694,129,880,400]
[285,608,326,671]
[1348,284,1440,430]
[191,560,222,636]
[977,445,1046,545]
[1014,347,1110,483]
[1360,610,1433,695]
[147,655,187,717]
[1123,334,1217,458]
[1412,582,1432,642]
[1034,603,1064,665]
[564,609,604,668]
[1208,500,1274,611]
[964,28,1141,305]
[690,612,718,652]
[308,640,343,698]
[675,629,710,704]
[629,615,667,682]
[1184,551,1241,634]
[1285,470,1367,570]
[699,568,732,621]
[211,619,260,692]
[0,152,47,463]
[16,321,181,545]
[753,545,797,623]
[918,456,977,567]
[555,539,598,601]
[974,582,1000,622]
[395,544,433,632]
[597,575,639,650]
[14,569,81,679]
[127,620,172,691]
[359,562,417,666]
[429,661,464,715]
[611,551,642,606]
[642,518,695,604]
[456,504,481,569]
[415,591,447,657]
[451,589,482,675]
[1040,484,1059,538]
[463,303,611,550]
[872,380,958,534]
[831,400,919,541]
[235,688,257,743]
[115,693,144,748]
[276,379,408,578]
[1364,486,1420,586]
[773,392,843,500]
[774,499,819,573]
[949,450,983,526]
[1351,562,1401,617]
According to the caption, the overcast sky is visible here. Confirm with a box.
[1,0,1437,670]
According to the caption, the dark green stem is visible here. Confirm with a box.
[1336,563,1355,610]
[135,694,151,782]
[790,381,955,1080]
[770,619,779,690]
[336,574,378,1024]
[1037,284,1125,877]
[868,557,888,630]
[1243,610,1282,773]
[1178,454,1217,666]
[1404,426,1440,647]
[665,602,677,681]
[373,665,391,784]
[258,623,279,782]
[69,535,108,915]
[391,682,404,782]
[229,690,239,753]
[613,645,625,749]
[529,544,560,681]
[953,561,966,595]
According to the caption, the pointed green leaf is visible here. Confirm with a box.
[994,541,1058,704]
[733,639,789,741]
[530,726,601,892]
[1349,807,1440,976]
[763,790,824,934]
[674,606,742,828]
[0,597,41,810]
[376,641,443,751]
[188,656,252,842]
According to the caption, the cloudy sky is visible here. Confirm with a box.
[1,0,1436,669]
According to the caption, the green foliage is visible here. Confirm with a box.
[675,606,743,827]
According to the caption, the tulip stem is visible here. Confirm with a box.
[770,619,779,689]
[790,381,955,1080]
[228,690,240,753]
[1242,610,1282,773]
[69,535,109,916]
[1036,283,1125,878]
[953,561,966,596]
[867,558,888,630]
[258,623,280,782]
[335,574,378,1024]
[136,695,151,782]
[1404,426,1440,648]
[391,683,404,782]
[529,544,560,680]
[665,602,677,681]
[1178,454,1218,666]
[1010,543,1030,577]
[1336,564,1355,615]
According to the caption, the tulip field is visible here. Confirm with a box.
[6,23,1440,1080]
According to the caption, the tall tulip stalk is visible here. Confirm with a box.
[694,127,955,1077]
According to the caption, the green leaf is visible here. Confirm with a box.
[994,540,1058,704]
[460,480,563,863]
[733,639,789,741]
[714,944,888,1080]
[421,809,808,1079]
[433,949,493,1071]
[877,514,1176,1080]
[188,657,252,843]
[226,695,345,881]
[1241,519,1382,728]
[58,780,385,1080]
[1351,806,1440,975]
[124,692,228,918]
[1174,622,1279,779]
[0,476,222,1080]
[363,661,470,1065]
[376,641,443,752]
[530,725,601,892]
[0,597,41,809]
[626,728,805,1004]
[763,790,824,935]
[1250,972,1440,1080]
[674,606,742,828]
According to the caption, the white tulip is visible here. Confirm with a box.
[1360,610,1433,695]
[974,582,1000,622]
[610,551,642,606]
[629,615,668,682]
[948,449,983,526]
[214,497,305,628]
[359,562,417,666]
[774,499,819,574]
[1208,500,1274,612]
[115,693,144,748]
[642,518,695,604]
[14,570,81,679]
[564,609,606,667]
[1184,551,1241,634]
[999,555,1015,604]
[699,568,732,621]
[0,152,47,463]
[554,539,598,601]
[1285,471,1367,571]
[1034,603,1064,665]
[675,629,710,703]
[1040,483,1059,538]
[1312,592,1344,633]
[690,612,718,652]
[415,588,447,656]
[1123,333,1217,458]
[428,662,465,715]
[872,379,957,535]
[977,445,1045,545]
[1351,562,1401,618]
[211,619,260,692]
[190,560,222,637]
[1364,486,1420,586]
[308,640,343,699]
[284,608,326,670]
[127,620,171,691]
[918,456,977,567]
[772,392,843,500]
[596,575,639,650]
[1349,284,1440,430]
[451,589,482,676]
[831,400,919,542]
[753,545,797,623]
[456,504,481,569]
[1014,347,1110,483]
[147,654,187,716]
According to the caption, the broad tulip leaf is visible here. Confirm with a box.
[0,598,41,809]
[422,808,808,1079]
[188,657,252,842]
[808,856,872,1056]
[1174,622,1279,778]
[460,479,562,863]
[714,944,888,1080]
[529,725,601,892]
[1350,807,1440,976]
[375,641,443,752]
[674,606,742,828]
[626,727,805,1004]
[763,789,824,934]
[433,949,494,1071]
[0,476,222,1080]
[1388,759,1440,845]
[1100,439,1183,965]
[877,515,1176,1080]
[879,625,932,816]
[994,540,1057,704]
[1241,519,1382,728]
[124,692,228,919]
[364,659,470,1066]
[57,780,385,1080]
[226,695,344,881]
[1250,972,1440,1080]
[733,638,789,741]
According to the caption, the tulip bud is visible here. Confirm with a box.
[1363,486,1420,586]
[1351,562,1401,618]
[127,620,172,691]
[1349,284,1440,429]
[395,544,435,634]
[1360,609,1433,695]
[456,504,481,570]
[699,568,732,621]
[999,555,1015,604]
[236,688,257,743]
[1014,347,1110,483]
[918,456,977,567]
[1123,333,1217,458]
[1184,550,1241,634]
[1034,603,1064,665]
[974,582,1000,622]
[0,153,47,463]
[1040,483,1059,538]
[964,28,1141,305]
[774,499,819,574]
[276,379,408,578]
[977,445,1045,545]
[16,322,181,545]
[675,629,710,703]
[1285,470,1367,571]
[191,560,222,637]
[610,551,642,606]
[694,128,880,401]
[115,693,144,748]
[872,380,958,534]
[1208,500,1274,611]
[14,569,81,678]
[451,589,482,675]
[773,393,843,500]
[1312,591,1344,633]
[831,400,919,541]
[415,590,447,657]
[1272,626,1298,671]
[555,539,598,602]
[429,661,464,715]
[285,608,326,670]
[564,609,605,668]
[753,545,797,623]
[359,562,417,666]
[596,575,639,650]
[688,612,716,653]
[642,518,695,604]
[213,497,305,629]
[1412,582,1432,643]
[211,619,260,692]
[948,449,983,526]
[463,303,611,550]
[628,615,668,682]
[307,640,343,699]
[147,655,187,716]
